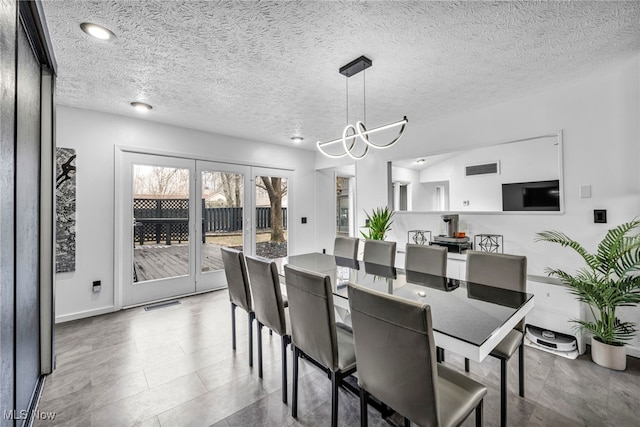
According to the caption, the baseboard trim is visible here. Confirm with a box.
[55,305,116,323]
[585,336,640,359]
[625,344,640,359]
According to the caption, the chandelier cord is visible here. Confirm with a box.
[363,69,366,125]
[345,75,349,126]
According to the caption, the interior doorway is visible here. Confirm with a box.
[336,175,356,237]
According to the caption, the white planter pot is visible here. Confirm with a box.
[591,338,626,371]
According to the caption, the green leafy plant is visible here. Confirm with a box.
[535,220,640,345]
[361,207,394,240]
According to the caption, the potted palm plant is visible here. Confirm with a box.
[535,220,640,370]
[361,207,394,240]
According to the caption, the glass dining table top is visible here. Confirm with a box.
[277,252,533,349]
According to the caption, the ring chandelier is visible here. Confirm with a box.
[316,56,408,160]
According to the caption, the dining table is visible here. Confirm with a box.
[276,252,534,363]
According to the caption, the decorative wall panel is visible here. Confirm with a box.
[56,147,76,273]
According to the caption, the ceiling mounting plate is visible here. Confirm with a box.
[339,56,372,77]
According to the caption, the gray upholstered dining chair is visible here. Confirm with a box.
[245,255,291,404]
[363,239,396,266]
[284,264,357,427]
[334,236,359,259]
[220,247,255,368]
[347,284,487,427]
[405,243,449,363]
[465,251,527,427]
[405,243,447,275]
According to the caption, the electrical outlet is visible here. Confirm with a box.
[92,280,101,293]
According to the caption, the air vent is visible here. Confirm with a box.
[144,300,181,311]
[465,161,500,177]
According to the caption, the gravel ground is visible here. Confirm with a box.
[229,241,288,259]
[255,241,288,259]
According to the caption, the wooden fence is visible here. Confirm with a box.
[133,199,287,244]
[202,206,287,232]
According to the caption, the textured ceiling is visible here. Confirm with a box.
[41,1,640,149]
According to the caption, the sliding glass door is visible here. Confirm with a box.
[119,154,287,306]
[122,153,196,306]
[196,161,250,291]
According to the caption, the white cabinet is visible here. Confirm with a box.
[446,258,466,280]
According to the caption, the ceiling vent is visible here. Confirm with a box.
[465,161,500,177]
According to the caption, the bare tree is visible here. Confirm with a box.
[134,166,189,197]
[221,172,243,206]
[258,176,287,242]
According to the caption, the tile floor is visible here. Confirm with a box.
[36,290,639,426]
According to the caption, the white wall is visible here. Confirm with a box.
[55,106,316,322]
[354,151,390,236]
[315,55,640,353]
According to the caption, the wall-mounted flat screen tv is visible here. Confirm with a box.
[502,180,560,211]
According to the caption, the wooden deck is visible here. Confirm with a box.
[133,243,226,282]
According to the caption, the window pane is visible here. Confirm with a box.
[132,165,190,282]
[201,171,244,273]
[256,176,288,259]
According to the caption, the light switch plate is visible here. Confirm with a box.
[579,185,591,198]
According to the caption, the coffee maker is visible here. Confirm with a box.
[441,214,459,238]
[431,214,472,253]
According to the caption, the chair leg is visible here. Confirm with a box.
[230,303,237,351]
[475,399,483,427]
[331,371,339,427]
[248,312,255,367]
[257,321,263,378]
[292,346,299,418]
[519,342,525,397]
[359,388,368,427]
[281,335,289,404]
[500,358,507,427]
[465,357,470,373]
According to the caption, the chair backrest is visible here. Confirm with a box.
[466,250,527,331]
[284,264,338,371]
[334,236,359,259]
[220,247,252,312]
[363,239,396,267]
[347,284,440,426]
[245,255,287,336]
[405,244,447,276]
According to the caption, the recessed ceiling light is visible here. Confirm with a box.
[291,136,304,144]
[130,102,153,113]
[80,22,116,41]
[416,158,425,164]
